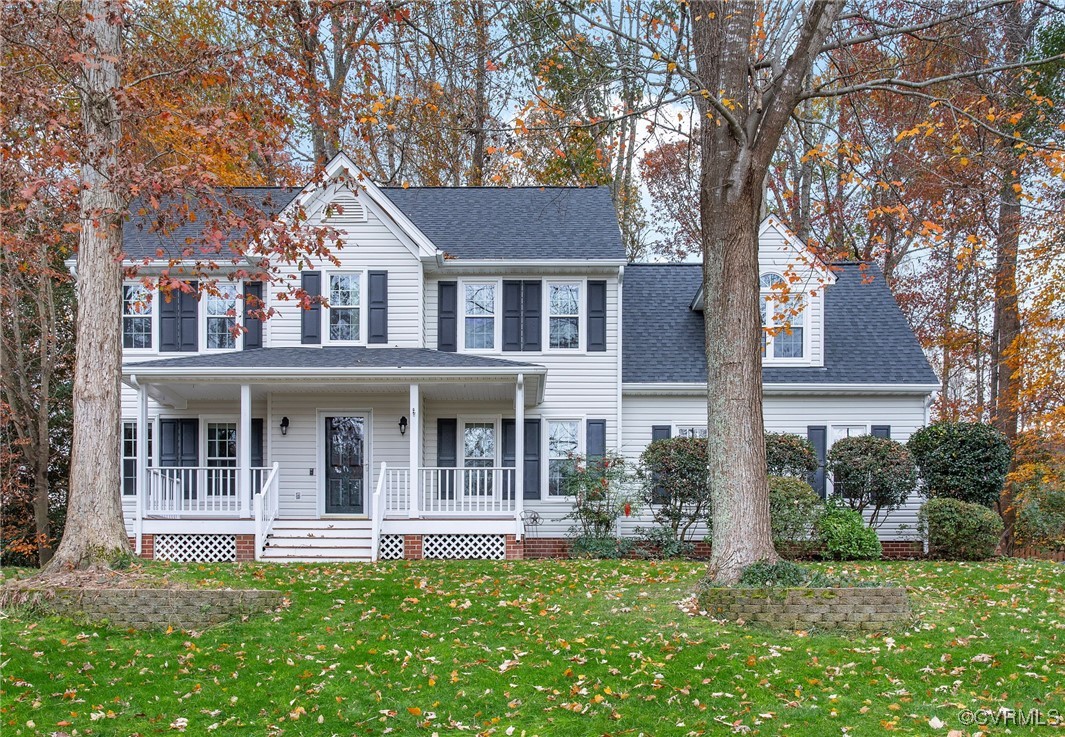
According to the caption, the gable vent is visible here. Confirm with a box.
[322,192,367,225]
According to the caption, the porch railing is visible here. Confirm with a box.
[383,467,411,516]
[145,466,271,517]
[419,467,517,515]
[370,462,387,562]
[253,462,280,560]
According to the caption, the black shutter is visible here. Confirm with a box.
[243,282,263,350]
[367,270,388,343]
[871,425,891,439]
[807,426,827,498]
[650,425,672,503]
[178,283,198,352]
[437,281,457,352]
[523,418,541,499]
[502,419,516,500]
[301,271,322,344]
[251,418,264,468]
[160,418,199,495]
[437,418,457,499]
[586,419,606,461]
[502,280,523,351]
[159,291,180,352]
[587,280,607,352]
[522,280,541,351]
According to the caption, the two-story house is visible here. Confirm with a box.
[113,153,938,563]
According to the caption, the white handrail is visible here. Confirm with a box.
[254,462,280,561]
[419,467,517,515]
[145,466,271,517]
[370,462,387,562]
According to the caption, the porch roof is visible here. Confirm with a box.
[123,347,546,404]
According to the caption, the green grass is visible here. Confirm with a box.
[2,558,1062,735]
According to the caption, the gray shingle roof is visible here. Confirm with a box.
[126,346,540,371]
[622,262,938,386]
[121,185,625,262]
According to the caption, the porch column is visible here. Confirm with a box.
[408,382,420,519]
[135,378,149,555]
[514,374,525,538]
[240,383,252,519]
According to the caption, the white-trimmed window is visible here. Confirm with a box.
[676,425,708,439]
[121,421,152,496]
[547,282,580,349]
[463,283,496,350]
[547,419,580,496]
[831,425,867,445]
[205,421,238,497]
[329,273,362,342]
[462,421,496,495]
[205,283,239,350]
[760,273,805,360]
[123,284,153,350]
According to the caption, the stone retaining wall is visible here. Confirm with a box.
[32,587,282,631]
[697,586,911,631]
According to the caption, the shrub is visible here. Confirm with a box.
[908,422,1012,508]
[729,559,871,588]
[816,502,882,560]
[638,436,710,547]
[562,452,637,539]
[569,535,637,560]
[826,435,916,527]
[635,526,696,559]
[1010,462,1065,550]
[768,475,823,556]
[918,498,1003,560]
[765,432,818,477]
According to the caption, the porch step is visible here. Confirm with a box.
[261,519,375,562]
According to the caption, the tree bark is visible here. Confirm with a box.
[43,0,130,572]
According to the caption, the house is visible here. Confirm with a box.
[111,153,938,563]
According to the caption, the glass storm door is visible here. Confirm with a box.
[325,416,366,514]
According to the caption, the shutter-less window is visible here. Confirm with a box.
[807,426,827,498]
[367,270,388,343]
[871,425,891,439]
[437,418,457,499]
[243,282,264,350]
[587,280,607,351]
[301,272,322,344]
[438,282,458,352]
[650,425,672,504]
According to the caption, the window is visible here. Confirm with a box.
[206,283,238,350]
[121,421,152,496]
[206,421,238,496]
[831,425,867,444]
[329,273,361,341]
[548,282,580,349]
[676,425,708,439]
[123,285,153,349]
[464,283,496,350]
[547,419,579,496]
[463,422,495,495]
[760,273,805,360]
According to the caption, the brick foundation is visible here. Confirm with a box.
[403,534,424,560]
[880,540,923,559]
[523,538,571,559]
[235,534,255,562]
[127,534,155,560]
[523,537,925,561]
[698,586,911,631]
[505,535,523,560]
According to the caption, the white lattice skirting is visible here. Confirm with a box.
[378,534,405,561]
[155,534,237,563]
[423,534,506,560]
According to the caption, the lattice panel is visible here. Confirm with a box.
[423,534,506,560]
[379,534,404,561]
[155,534,236,563]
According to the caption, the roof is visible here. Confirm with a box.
[121,184,625,262]
[124,346,540,372]
[622,262,938,386]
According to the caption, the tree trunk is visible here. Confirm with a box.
[43,0,130,573]
[468,0,488,185]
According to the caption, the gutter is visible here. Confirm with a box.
[622,382,940,397]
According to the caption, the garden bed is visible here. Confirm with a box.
[695,585,911,631]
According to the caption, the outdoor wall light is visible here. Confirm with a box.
[280,416,290,436]
[399,416,408,436]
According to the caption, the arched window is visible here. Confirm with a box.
[760,273,805,360]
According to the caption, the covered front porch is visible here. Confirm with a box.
[123,347,546,560]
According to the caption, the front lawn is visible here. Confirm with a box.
[2,558,1062,735]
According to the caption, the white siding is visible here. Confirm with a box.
[758,221,828,367]
[620,391,930,541]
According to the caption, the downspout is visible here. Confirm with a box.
[922,392,935,555]
[615,264,625,538]
[128,374,145,556]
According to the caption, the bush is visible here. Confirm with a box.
[569,535,637,560]
[638,437,710,546]
[562,452,637,539]
[1014,463,1065,550]
[729,559,872,589]
[765,432,818,477]
[768,476,823,556]
[827,435,916,527]
[816,502,882,560]
[908,422,1012,508]
[635,526,695,559]
[919,498,1003,560]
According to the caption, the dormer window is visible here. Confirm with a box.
[760,273,805,360]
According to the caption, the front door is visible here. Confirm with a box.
[324,416,366,514]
